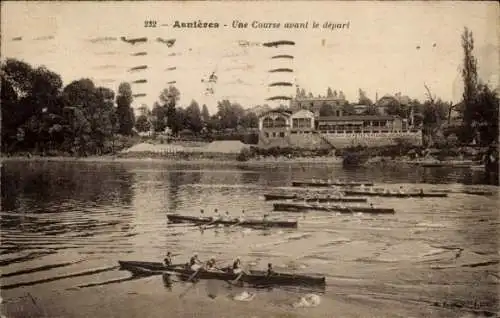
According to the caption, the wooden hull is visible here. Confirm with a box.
[263,194,367,203]
[273,203,395,214]
[167,214,298,228]
[118,261,326,287]
[292,181,374,187]
[342,191,448,198]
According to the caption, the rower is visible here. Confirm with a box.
[232,257,242,274]
[206,256,217,270]
[200,209,205,217]
[214,208,221,220]
[263,213,269,222]
[370,203,374,209]
[399,186,405,194]
[237,210,245,222]
[266,263,274,276]
[164,251,173,266]
[419,188,424,196]
[189,253,202,271]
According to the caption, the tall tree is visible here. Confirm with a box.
[116,82,135,135]
[151,101,167,132]
[461,27,479,142]
[327,87,334,98]
[201,104,210,123]
[185,100,203,134]
[299,88,306,98]
[158,85,180,131]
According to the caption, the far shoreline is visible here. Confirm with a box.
[0,153,485,170]
[0,154,345,166]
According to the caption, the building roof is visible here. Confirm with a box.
[318,115,400,121]
[258,109,292,118]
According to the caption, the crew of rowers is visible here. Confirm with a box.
[200,208,270,222]
[165,252,274,276]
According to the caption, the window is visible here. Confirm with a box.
[265,132,269,137]
[279,132,285,137]
[336,110,340,117]
[263,117,273,128]
[274,117,287,127]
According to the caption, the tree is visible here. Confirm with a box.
[201,104,210,123]
[216,100,245,130]
[319,102,335,116]
[135,115,151,132]
[358,89,373,105]
[240,112,259,129]
[151,102,167,132]
[116,82,135,135]
[459,28,498,145]
[473,84,499,145]
[158,85,180,131]
[327,87,334,98]
[338,90,346,100]
[185,100,203,134]
[171,107,186,134]
[461,27,479,141]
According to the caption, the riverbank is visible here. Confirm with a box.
[0,154,344,166]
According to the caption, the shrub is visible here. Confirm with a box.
[237,148,253,161]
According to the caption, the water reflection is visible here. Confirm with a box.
[1,161,135,213]
[162,273,173,291]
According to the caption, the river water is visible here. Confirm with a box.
[1,160,498,317]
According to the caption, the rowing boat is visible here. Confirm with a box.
[118,261,326,287]
[167,214,298,228]
[342,190,448,198]
[273,203,395,214]
[263,194,367,202]
[292,180,374,187]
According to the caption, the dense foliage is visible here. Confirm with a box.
[1,59,135,155]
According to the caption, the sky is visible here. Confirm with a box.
[1,1,498,114]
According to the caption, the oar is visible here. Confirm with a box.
[230,270,245,285]
[228,220,243,229]
[179,265,204,298]
[200,217,219,230]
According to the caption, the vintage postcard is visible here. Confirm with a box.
[1,1,499,317]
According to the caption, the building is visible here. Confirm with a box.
[290,96,348,117]
[258,109,292,140]
[317,115,421,147]
[317,115,406,133]
[257,95,423,148]
[290,109,315,134]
